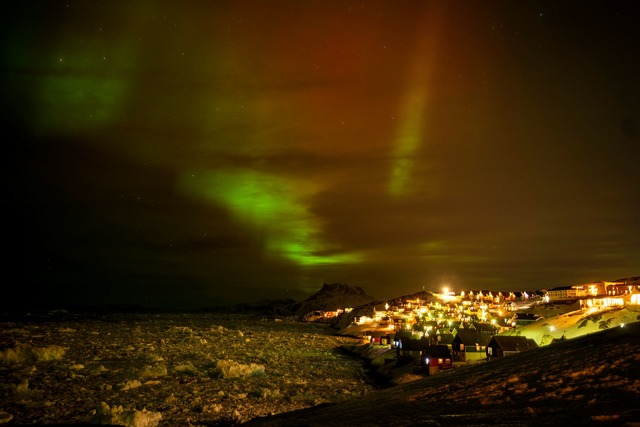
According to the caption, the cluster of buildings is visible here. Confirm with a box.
[546,279,640,309]
[351,291,539,375]
[346,277,640,375]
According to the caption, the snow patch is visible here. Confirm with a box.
[90,401,162,427]
[136,364,167,378]
[166,326,194,335]
[0,344,65,364]
[213,359,265,378]
[173,363,200,376]
[118,379,142,391]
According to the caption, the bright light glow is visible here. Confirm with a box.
[357,316,372,325]
[549,326,555,332]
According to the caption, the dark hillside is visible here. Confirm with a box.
[246,321,640,426]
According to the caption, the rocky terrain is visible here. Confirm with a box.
[0,311,374,426]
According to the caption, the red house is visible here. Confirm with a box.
[421,344,453,375]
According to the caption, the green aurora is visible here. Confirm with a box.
[3,1,639,308]
[178,168,362,267]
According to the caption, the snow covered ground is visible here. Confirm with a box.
[0,312,374,426]
[501,305,640,346]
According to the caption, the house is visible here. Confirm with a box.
[367,330,391,345]
[451,330,491,362]
[509,313,543,327]
[579,296,626,310]
[574,281,607,296]
[421,344,453,375]
[433,332,455,349]
[481,291,494,302]
[469,321,499,335]
[605,281,637,296]
[442,321,460,334]
[498,291,512,302]
[396,336,428,361]
[453,321,497,337]
[546,286,588,302]
[512,291,527,300]
[486,336,538,358]
[504,292,518,301]
[471,290,493,301]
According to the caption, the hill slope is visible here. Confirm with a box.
[246,321,640,426]
[293,283,376,317]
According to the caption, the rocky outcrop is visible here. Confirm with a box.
[293,283,377,318]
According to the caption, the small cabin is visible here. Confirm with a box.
[396,336,428,361]
[451,330,491,362]
[421,344,453,375]
[486,336,538,358]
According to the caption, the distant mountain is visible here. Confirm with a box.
[292,283,377,317]
[246,320,640,426]
[200,283,377,319]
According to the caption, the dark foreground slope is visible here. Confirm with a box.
[246,321,640,426]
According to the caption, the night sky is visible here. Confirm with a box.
[3,1,639,310]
